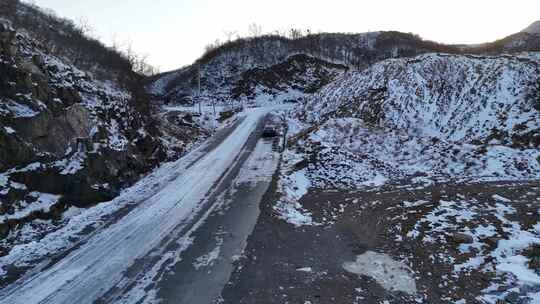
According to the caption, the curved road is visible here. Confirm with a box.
[0,107,282,304]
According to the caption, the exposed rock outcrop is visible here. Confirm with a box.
[0,16,202,238]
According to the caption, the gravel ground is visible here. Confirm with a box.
[222,179,540,304]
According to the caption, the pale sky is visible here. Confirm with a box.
[30,0,539,72]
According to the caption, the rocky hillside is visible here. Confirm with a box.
[0,7,204,240]
[149,27,540,106]
[148,32,457,103]
[285,53,540,189]
[302,53,539,142]
[466,32,540,54]
[274,52,540,304]
[230,54,347,103]
[523,20,540,34]
[459,21,540,54]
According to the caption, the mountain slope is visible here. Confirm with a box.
[150,26,540,106]
[148,32,458,103]
[0,19,147,218]
[231,54,348,103]
[274,52,540,304]
[523,20,540,34]
[302,53,539,143]
[287,53,540,188]
[467,32,540,54]
[0,7,205,241]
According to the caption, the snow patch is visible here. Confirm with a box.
[343,251,417,295]
[193,236,223,270]
[235,139,279,185]
[492,194,512,203]
[3,126,16,134]
[0,192,61,224]
[274,150,320,227]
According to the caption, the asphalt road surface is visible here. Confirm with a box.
[0,107,282,304]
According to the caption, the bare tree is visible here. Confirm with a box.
[203,38,223,55]
[111,33,122,52]
[204,43,215,53]
[134,53,149,74]
[248,23,262,37]
[0,0,19,16]
[125,40,137,66]
[135,54,159,76]
[223,29,238,42]
[122,43,159,76]
[288,28,303,39]
[75,17,93,36]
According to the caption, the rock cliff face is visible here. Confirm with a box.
[0,17,203,237]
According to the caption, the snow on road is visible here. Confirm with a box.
[235,138,279,185]
[0,107,276,304]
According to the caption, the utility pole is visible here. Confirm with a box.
[198,64,202,115]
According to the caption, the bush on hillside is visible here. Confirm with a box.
[6,2,158,77]
[0,0,19,17]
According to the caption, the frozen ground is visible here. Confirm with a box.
[222,179,540,304]
[236,83,539,303]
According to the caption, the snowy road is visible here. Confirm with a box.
[0,107,282,304]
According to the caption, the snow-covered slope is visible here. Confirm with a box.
[151,26,540,106]
[277,52,540,304]
[287,53,540,187]
[231,54,347,103]
[148,32,456,103]
[302,53,539,143]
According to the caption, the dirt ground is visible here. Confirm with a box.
[221,179,540,304]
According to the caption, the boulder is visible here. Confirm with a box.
[13,103,92,156]
[65,103,92,138]
[56,86,82,106]
[484,237,503,248]
[20,59,46,79]
[0,19,16,57]
[293,158,309,170]
[0,127,35,171]
[448,233,474,244]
